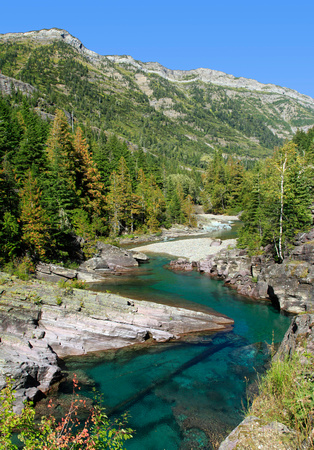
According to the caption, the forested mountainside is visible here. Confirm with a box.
[0,28,314,267]
[1,28,314,166]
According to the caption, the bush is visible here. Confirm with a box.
[2,256,35,281]
[0,376,133,449]
[70,279,87,290]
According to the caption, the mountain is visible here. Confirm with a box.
[1,28,314,167]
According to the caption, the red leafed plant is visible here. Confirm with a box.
[0,375,133,450]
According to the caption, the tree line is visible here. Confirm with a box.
[201,129,314,261]
[0,95,197,265]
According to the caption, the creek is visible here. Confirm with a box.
[62,227,291,449]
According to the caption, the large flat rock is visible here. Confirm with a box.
[0,273,233,406]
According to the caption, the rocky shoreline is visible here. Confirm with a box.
[164,229,314,315]
[119,212,239,246]
[0,272,233,412]
[148,228,314,448]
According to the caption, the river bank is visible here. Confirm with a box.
[1,217,308,448]
[0,271,233,412]
[129,228,314,447]
[135,227,314,315]
[131,237,237,261]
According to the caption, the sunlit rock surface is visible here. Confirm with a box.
[0,273,233,407]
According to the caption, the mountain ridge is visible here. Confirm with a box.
[1,27,314,163]
[1,27,313,107]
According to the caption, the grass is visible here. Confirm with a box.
[248,350,314,446]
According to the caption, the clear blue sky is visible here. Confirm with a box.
[1,0,313,98]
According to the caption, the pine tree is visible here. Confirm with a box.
[106,157,133,235]
[0,95,22,161]
[146,175,166,231]
[44,109,78,228]
[19,171,52,260]
[0,161,21,260]
[183,194,197,227]
[73,127,105,218]
[13,100,48,181]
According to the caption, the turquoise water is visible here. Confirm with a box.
[63,248,291,449]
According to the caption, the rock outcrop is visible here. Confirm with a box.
[276,313,314,360]
[0,281,62,412]
[79,242,140,274]
[0,272,233,408]
[0,73,37,97]
[36,243,149,283]
[169,229,314,314]
[218,416,299,450]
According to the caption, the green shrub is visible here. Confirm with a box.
[2,257,35,281]
[70,279,87,290]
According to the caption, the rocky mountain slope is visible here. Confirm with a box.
[1,28,314,165]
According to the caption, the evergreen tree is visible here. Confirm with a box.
[0,95,22,161]
[73,127,105,217]
[239,142,313,258]
[44,109,78,228]
[183,194,197,227]
[19,171,52,260]
[135,168,148,227]
[145,175,166,231]
[13,100,48,180]
[106,157,133,235]
[0,161,21,260]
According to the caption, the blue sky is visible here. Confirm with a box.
[1,0,313,98]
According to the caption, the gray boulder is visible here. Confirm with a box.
[80,243,139,273]
[219,416,298,450]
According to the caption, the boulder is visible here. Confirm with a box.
[219,416,298,450]
[259,259,314,313]
[129,251,150,262]
[36,263,78,283]
[79,243,139,274]
[170,258,194,271]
